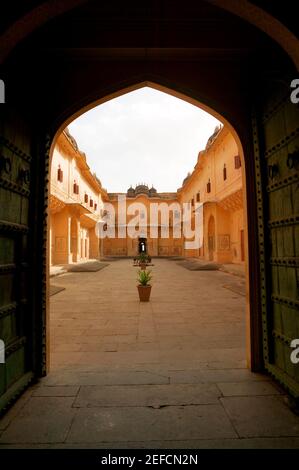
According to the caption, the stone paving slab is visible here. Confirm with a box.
[41,369,170,386]
[67,261,109,272]
[73,383,221,407]
[217,381,282,397]
[67,405,237,443]
[159,347,246,364]
[49,285,65,296]
[177,259,221,270]
[220,396,299,437]
[53,343,83,352]
[169,368,271,384]
[32,386,80,397]
[222,282,246,297]
[51,350,161,366]
[0,398,76,444]
[41,365,271,388]
[0,389,33,432]
[116,342,160,352]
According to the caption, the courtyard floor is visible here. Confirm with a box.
[0,259,299,448]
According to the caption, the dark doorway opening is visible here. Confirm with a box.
[138,237,147,254]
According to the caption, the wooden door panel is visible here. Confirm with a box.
[256,78,299,398]
[0,124,34,410]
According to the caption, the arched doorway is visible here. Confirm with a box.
[0,0,298,414]
[46,83,249,374]
[138,238,147,255]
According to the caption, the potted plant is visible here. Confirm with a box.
[138,252,147,270]
[137,269,152,302]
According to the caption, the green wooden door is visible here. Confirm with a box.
[254,77,299,398]
[0,116,34,410]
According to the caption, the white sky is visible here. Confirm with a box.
[68,87,220,193]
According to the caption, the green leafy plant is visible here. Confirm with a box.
[137,269,152,286]
[138,253,147,263]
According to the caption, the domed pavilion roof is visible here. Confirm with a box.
[135,184,149,195]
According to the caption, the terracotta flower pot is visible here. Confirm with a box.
[137,284,152,302]
[139,262,147,270]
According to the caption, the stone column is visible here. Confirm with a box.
[67,215,72,264]
[76,218,80,262]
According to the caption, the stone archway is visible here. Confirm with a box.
[0,1,298,413]
[43,78,299,402]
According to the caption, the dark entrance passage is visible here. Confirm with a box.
[138,238,147,254]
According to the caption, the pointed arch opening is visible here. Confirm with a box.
[46,81,252,380]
